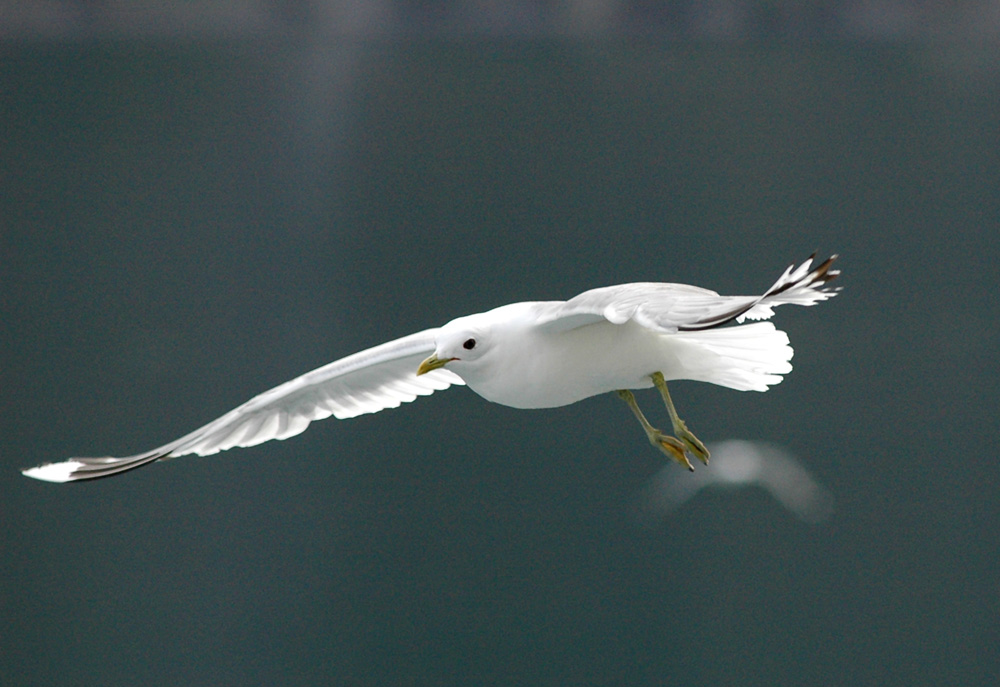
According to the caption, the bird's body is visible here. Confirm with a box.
[439,305,674,408]
[443,304,790,408]
[22,254,840,483]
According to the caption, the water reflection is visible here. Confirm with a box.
[639,439,835,524]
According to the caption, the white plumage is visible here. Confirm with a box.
[22,254,839,482]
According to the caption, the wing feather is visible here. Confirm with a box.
[22,328,462,482]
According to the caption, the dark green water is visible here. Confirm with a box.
[3,40,998,685]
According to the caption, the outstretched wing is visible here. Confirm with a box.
[532,254,840,334]
[22,328,462,482]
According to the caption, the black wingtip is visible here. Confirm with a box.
[812,254,840,282]
[772,253,840,297]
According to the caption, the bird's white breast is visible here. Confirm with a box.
[456,319,679,409]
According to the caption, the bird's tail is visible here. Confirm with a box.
[669,321,793,391]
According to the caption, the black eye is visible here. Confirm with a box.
[462,338,476,350]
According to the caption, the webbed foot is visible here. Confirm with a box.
[648,429,695,471]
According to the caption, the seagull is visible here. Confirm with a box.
[22,254,839,483]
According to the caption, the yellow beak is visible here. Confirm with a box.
[416,353,452,376]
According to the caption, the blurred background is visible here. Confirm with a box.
[3,2,999,685]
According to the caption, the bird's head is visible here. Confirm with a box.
[416,314,493,377]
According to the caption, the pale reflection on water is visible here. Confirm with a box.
[639,439,835,524]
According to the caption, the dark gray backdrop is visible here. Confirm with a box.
[3,37,998,686]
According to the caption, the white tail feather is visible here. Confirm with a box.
[670,322,793,391]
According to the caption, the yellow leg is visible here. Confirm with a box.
[616,389,694,471]
[651,372,710,465]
